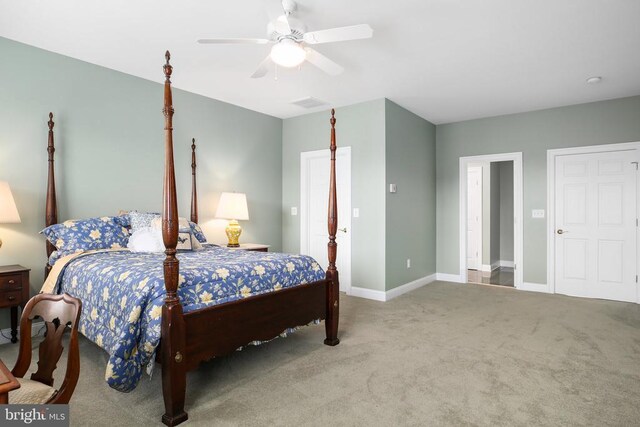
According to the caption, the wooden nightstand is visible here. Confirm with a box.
[0,265,30,343]
[227,244,270,252]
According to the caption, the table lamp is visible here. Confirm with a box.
[215,192,249,247]
[0,181,21,248]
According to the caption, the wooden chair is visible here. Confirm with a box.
[9,293,82,404]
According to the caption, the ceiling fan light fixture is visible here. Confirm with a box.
[270,39,306,68]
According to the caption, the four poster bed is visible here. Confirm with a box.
[42,51,340,426]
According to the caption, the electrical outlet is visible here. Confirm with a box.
[291,207,298,216]
[406,259,411,269]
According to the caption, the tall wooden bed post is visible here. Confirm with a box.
[190,138,198,224]
[324,109,340,346]
[45,112,58,278]
[160,51,188,427]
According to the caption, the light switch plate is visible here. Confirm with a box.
[353,208,360,218]
[532,209,545,219]
[291,207,298,216]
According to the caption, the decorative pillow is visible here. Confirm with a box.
[127,227,165,253]
[189,221,207,243]
[41,216,129,255]
[129,211,160,233]
[114,213,131,229]
[149,217,199,251]
[48,250,62,266]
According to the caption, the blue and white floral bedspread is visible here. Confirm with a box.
[52,246,325,392]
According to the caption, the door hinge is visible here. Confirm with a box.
[632,161,639,170]
[636,275,638,283]
[637,218,638,227]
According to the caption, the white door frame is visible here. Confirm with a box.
[300,147,352,294]
[467,165,483,270]
[547,141,640,303]
[459,152,524,288]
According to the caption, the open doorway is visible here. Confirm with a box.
[459,152,523,289]
[466,161,514,286]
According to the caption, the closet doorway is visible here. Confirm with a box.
[459,153,523,288]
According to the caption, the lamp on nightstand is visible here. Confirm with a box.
[0,181,21,248]
[215,192,249,247]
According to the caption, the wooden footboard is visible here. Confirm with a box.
[182,279,328,372]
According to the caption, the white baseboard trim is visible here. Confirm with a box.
[482,262,505,272]
[517,282,551,293]
[0,321,44,346]
[349,273,437,302]
[385,274,437,301]
[436,273,465,283]
[348,286,386,302]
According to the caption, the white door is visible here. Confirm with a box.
[554,150,638,302]
[467,166,483,270]
[301,147,351,293]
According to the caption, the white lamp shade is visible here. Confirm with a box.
[215,192,249,221]
[0,182,20,224]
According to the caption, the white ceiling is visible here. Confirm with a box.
[1,0,639,124]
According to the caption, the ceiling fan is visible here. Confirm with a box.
[197,0,373,78]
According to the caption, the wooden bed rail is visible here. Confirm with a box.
[45,112,57,278]
[160,51,188,427]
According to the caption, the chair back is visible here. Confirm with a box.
[11,293,82,404]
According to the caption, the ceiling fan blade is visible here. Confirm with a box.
[251,55,272,79]
[303,24,373,45]
[198,38,271,45]
[304,48,344,76]
[264,0,291,35]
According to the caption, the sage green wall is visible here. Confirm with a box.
[499,161,514,262]
[436,96,640,283]
[282,100,386,291]
[385,100,436,290]
[0,37,283,329]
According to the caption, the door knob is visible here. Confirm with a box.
[338,227,347,233]
[556,229,567,234]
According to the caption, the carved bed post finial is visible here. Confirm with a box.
[190,138,198,224]
[45,113,58,278]
[164,51,172,82]
[324,108,340,346]
[159,51,188,426]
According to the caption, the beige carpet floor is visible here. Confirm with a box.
[1,281,639,426]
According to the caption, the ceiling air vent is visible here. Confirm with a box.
[291,97,328,109]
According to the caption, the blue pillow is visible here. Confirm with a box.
[189,221,207,243]
[48,250,62,266]
[41,216,130,256]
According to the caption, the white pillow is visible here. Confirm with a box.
[144,218,202,251]
[127,227,165,253]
